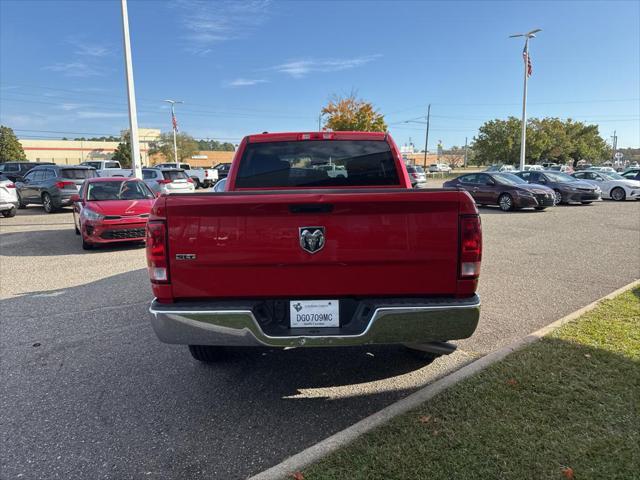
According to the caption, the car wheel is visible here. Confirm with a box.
[553,189,563,205]
[404,346,441,364]
[534,206,547,211]
[1,207,17,218]
[74,225,80,235]
[17,194,27,209]
[581,201,592,205]
[188,345,228,362]
[82,238,93,250]
[42,193,55,213]
[610,187,626,201]
[498,193,514,211]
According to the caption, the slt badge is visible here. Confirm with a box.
[299,227,325,254]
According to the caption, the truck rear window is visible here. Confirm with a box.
[235,140,400,188]
[162,170,188,181]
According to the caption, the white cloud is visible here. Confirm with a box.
[43,62,103,77]
[227,78,268,87]
[76,111,127,119]
[74,43,111,57]
[270,55,382,78]
[174,0,271,54]
[59,103,86,111]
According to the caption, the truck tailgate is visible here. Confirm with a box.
[165,190,463,299]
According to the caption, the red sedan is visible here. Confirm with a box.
[72,177,156,250]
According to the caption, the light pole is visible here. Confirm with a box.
[510,28,541,171]
[164,99,183,163]
[120,0,142,178]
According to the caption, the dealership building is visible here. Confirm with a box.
[18,129,162,166]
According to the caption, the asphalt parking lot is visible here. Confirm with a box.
[1,200,639,480]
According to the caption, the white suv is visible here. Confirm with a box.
[0,174,19,217]
[428,163,452,173]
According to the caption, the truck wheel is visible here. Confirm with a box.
[188,345,228,362]
[1,207,17,218]
[404,347,440,364]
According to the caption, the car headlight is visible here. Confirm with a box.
[81,207,103,221]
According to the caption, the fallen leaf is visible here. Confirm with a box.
[432,429,440,436]
[32,343,41,347]
[584,353,591,358]
[506,378,518,386]
[418,415,432,424]
[291,472,304,480]
[561,466,574,479]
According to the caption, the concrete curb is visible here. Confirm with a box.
[248,279,640,480]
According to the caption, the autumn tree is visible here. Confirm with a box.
[0,125,27,162]
[321,93,387,132]
[149,132,199,162]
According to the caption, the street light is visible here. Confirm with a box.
[510,28,541,171]
[120,0,142,178]
[164,99,183,163]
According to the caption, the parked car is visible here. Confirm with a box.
[0,174,19,218]
[428,163,452,173]
[587,166,616,173]
[15,165,97,213]
[572,171,640,201]
[72,177,155,250]
[0,161,55,183]
[213,163,232,180]
[444,172,555,211]
[514,170,601,205]
[80,160,122,170]
[523,164,544,171]
[547,164,574,174]
[406,165,427,187]
[621,168,640,181]
[153,162,218,188]
[146,131,481,363]
[484,164,515,172]
[142,168,196,195]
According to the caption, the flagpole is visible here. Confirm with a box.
[519,37,529,172]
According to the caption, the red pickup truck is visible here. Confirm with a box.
[146,131,481,362]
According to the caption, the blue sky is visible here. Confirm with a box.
[1,0,638,149]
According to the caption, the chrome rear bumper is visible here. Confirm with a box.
[149,295,481,347]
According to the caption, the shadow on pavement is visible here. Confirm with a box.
[0,228,145,256]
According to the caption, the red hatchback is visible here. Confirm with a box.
[72,177,156,250]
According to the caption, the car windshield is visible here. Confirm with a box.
[493,173,527,185]
[61,168,97,179]
[86,180,154,201]
[544,171,576,182]
[603,172,625,180]
[235,140,400,188]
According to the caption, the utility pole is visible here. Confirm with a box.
[164,99,183,163]
[423,104,431,168]
[510,29,541,171]
[120,0,142,179]
[611,131,618,161]
[464,136,468,168]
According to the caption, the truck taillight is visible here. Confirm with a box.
[459,215,482,279]
[146,221,169,283]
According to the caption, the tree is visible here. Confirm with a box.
[149,132,199,162]
[472,117,610,167]
[196,139,236,151]
[321,93,387,132]
[112,133,132,168]
[0,125,27,162]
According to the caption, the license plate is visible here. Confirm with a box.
[290,300,339,328]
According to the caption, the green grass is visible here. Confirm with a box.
[304,288,640,480]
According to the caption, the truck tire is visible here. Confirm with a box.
[188,345,228,362]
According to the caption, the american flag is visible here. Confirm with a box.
[523,44,532,77]
[172,112,179,132]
